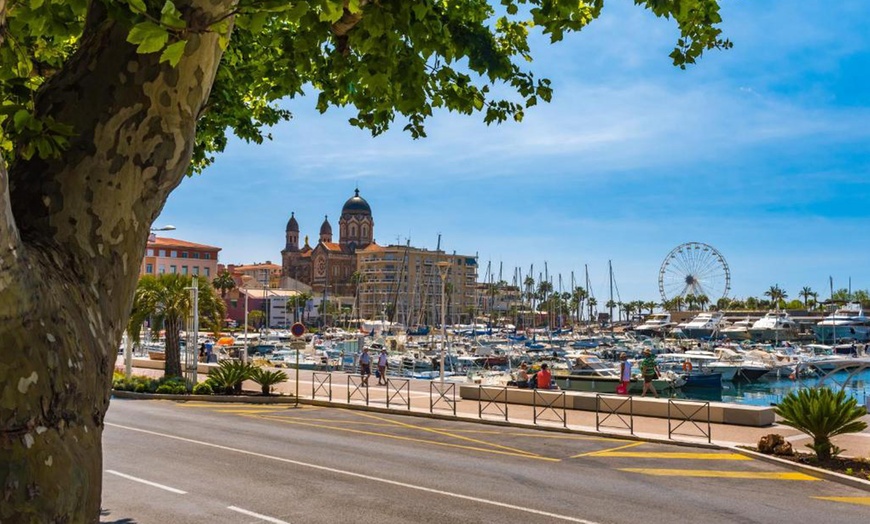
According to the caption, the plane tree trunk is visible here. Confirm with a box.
[0,1,229,521]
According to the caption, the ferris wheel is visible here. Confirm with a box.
[658,242,730,304]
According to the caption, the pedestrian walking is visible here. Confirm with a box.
[618,352,632,395]
[377,348,388,385]
[639,348,660,398]
[359,347,371,387]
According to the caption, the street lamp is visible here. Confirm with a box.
[242,286,249,364]
[436,260,451,386]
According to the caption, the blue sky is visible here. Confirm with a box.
[157,0,870,304]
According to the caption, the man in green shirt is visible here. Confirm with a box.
[639,349,661,398]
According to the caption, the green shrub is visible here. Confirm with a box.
[251,368,288,395]
[207,360,254,395]
[775,387,868,461]
[192,382,213,395]
[155,384,176,394]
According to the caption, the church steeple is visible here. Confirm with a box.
[284,212,299,251]
[319,215,333,244]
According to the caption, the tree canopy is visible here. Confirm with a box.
[1,0,730,171]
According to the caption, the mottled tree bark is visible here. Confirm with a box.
[0,1,232,521]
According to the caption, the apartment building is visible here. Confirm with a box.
[140,235,221,280]
[355,244,478,325]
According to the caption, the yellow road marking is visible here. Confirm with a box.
[572,441,644,458]
[597,452,750,460]
[250,414,560,462]
[350,410,544,458]
[813,497,870,507]
[446,429,623,441]
[177,402,291,410]
[620,469,819,480]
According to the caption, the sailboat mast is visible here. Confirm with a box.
[609,260,614,335]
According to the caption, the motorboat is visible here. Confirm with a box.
[679,312,726,339]
[813,303,870,343]
[552,354,685,394]
[720,317,753,341]
[657,352,723,388]
[633,313,675,337]
[749,311,798,342]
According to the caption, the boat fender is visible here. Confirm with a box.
[682,360,693,372]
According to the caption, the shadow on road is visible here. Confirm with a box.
[100,508,138,524]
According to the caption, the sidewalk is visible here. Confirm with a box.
[118,361,870,459]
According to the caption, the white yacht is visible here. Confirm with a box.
[813,303,870,343]
[633,313,675,337]
[749,311,798,342]
[720,317,753,341]
[679,312,726,339]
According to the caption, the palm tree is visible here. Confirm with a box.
[129,274,226,377]
[296,291,314,323]
[696,294,709,312]
[644,301,657,315]
[764,285,787,310]
[684,294,697,311]
[212,271,236,299]
[798,286,814,308]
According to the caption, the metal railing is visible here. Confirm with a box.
[385,378,411,410]
[532,390,567,427]
[478,385,509,421]
[347,375,370,406]
[430,382,456,415]
[311,372,332,402]
[595,394,633,435]
[667,399,711,443]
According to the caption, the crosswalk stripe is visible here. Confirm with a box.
[813,497,870,507]
[599,452,749,460]
[620,468,819,480]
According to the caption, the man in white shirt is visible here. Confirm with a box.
[377,349,388,385]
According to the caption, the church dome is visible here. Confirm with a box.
[341,188,371,215]
[285,212,299,232]
[320,215,332,235]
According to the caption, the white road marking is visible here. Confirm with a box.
[105,469,187,494]
[227,505,290,524]
[107,422,597,523]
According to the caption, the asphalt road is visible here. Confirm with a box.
[101,399,870,524]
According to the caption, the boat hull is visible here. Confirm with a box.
[682,372,722,388]
[813,325,870,343]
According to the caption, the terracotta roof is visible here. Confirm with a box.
[234,263,281,271]
[357,243,384,253]
[148,236,221,251]
[300,251,312,258]
[322,242,343,252]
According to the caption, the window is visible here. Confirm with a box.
[192,266,199,275]
[230,299,238,308]
[204,267,210,277]
[181,266,188,275]
[158,264,166,274]
[158,249,166,257]
[146,263,153,274]
[350,225,357,237]
[170,265,177,274]
[170,250,177,258]
[146,249,154,256]
[192,252,200,259]
[204,253,211,260]
[181,252,188,258]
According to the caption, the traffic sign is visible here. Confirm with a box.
[290,322,306,338]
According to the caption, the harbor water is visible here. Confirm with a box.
[676,368,870,407]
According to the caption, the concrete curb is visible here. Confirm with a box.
[112,389,299,404]
[731,446,870,493]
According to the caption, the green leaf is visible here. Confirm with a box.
[13,110,30,132]
[127,0,147,13]
[127,22,169,54]
[159,40,187,66]
[160,1,187,30]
